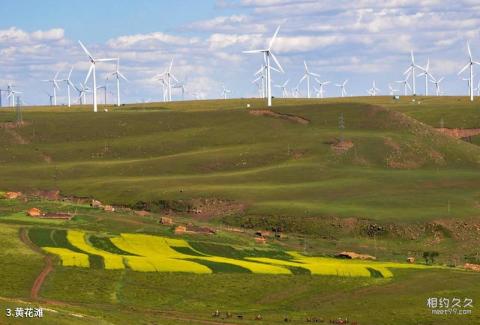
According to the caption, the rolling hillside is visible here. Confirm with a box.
[1,98,480,224]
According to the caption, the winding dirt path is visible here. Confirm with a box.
[19,228,54,300]
[31,256,53,300]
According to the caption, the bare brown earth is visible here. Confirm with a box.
[189,198,246,220]
[435,127,480,138]
[3,127,29,144]
[249,109,310,124]
[331,140,354,154]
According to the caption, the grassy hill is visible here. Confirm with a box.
[1,97,480,225]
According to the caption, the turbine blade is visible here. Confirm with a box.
[118,71,128,81]
[243,49,264,54]
[254,66,264,76]
[268,25,281,50]
[78,40,94,60]
[85,64,94,84]
[458,63,470,75]
[270,52,284,73]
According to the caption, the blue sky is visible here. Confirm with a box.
[1,0,480,105]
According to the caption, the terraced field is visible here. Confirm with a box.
[28,228,435,278]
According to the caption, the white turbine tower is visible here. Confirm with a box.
[404,51,421,96]
[42,72,60,106]
[111,59,128,106]
[298,61,320,98]
[155,59,178,102]
[335,80,348,97]
[395,75,411,96]
[417,58,433,96]
[243,25,284,107]
[368,81,380,96]
[274,80,289,98]
[314,79,330,99]
[45,91,54,106]
[222,86,231,99]
[60,67,75,107]
[458,42,480,102]
[430,76,444,96]
[78,40,117,112]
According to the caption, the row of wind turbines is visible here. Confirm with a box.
[245,26,480,106]
[2,26,480,110]
[41,41,128,113]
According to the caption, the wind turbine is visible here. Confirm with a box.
[274,80,289,98]
[155,59,178,102]
[154,76,168,102]
[417,58,433,96]
[291,87,299,98]
[395,75,411,96]
[6,85,21,107]
[335,80,348,97]
[75,83,90,104]
[458,42,480,102]
[298,61,320,98]
[243,25,284,107]
[388,83,399,96]
[173,83,186,100]
[78,40,117,112]
[45,91,54,106]
[111,59,128,106]
[368,80,380,96]
[42,72,60,106]
[314,79,330,99]
[430,76,444,96]
[221,86,231,99]
[60,67,75,107]
[96,77,109,106]
[404,51,421,96]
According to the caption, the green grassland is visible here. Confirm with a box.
[1,96,480,324]
[1,97,480,224]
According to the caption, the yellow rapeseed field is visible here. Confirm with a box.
[67,230,125,269]
[43,247,90,267]
[40,231,434,277]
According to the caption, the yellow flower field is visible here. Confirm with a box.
[39,230,434,277]
[43,247,90,267]
[67,230,125,269]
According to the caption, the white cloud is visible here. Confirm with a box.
[107,32,199,49]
